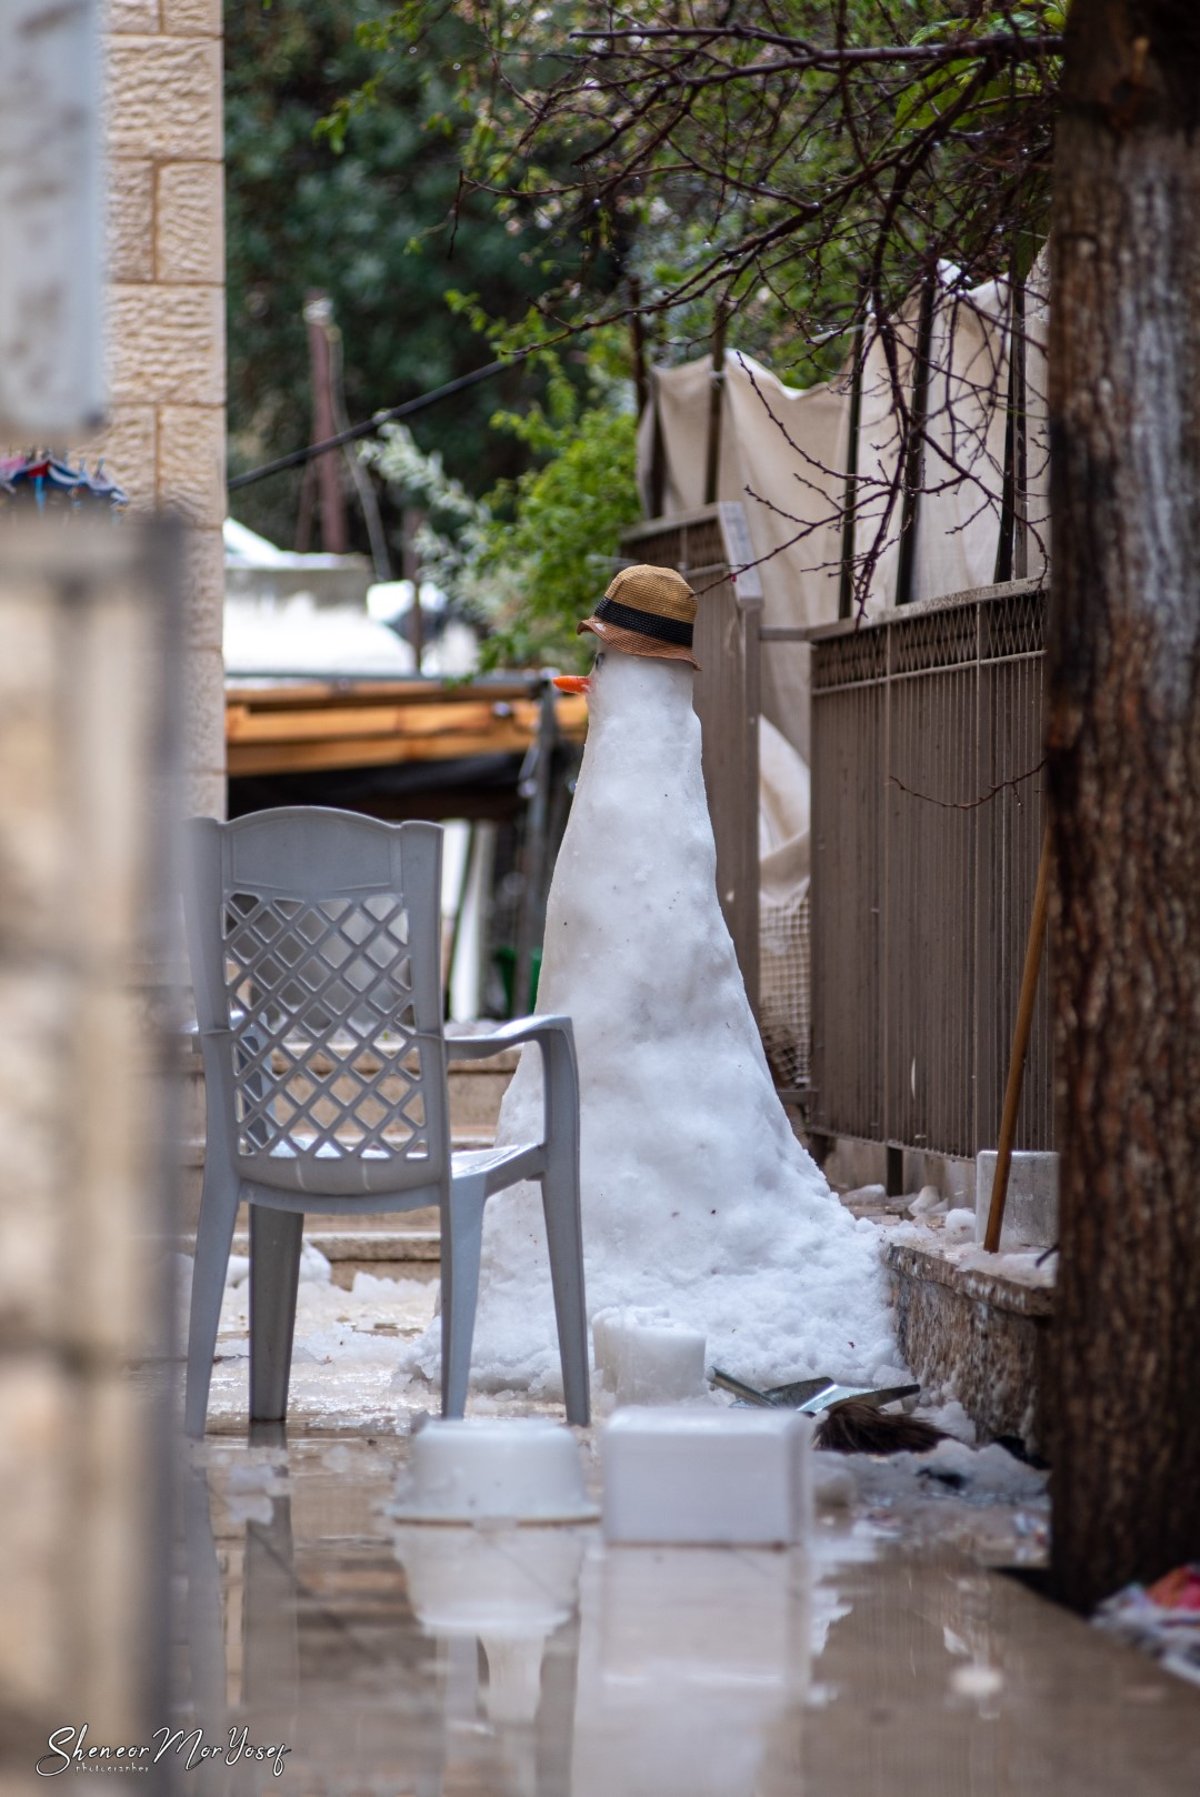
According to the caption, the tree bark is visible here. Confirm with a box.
[1046,0,1200,1612]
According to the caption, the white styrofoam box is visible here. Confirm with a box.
[600,1407,812,1546]
[974,1150,1059,1249]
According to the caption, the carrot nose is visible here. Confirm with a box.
[552,674,591,695]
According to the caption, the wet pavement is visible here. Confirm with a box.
[172,1412,1200,1797]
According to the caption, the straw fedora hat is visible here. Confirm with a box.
[577,564,700,670]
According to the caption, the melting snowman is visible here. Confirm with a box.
[401,565,894,1398]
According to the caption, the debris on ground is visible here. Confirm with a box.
[814,1400,947,1456]
[710,1367,920,1414]
[1092,1565,1200,1688]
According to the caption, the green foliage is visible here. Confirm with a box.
[223,0,610,552]
[478,397,641,671]
[362,346,639,671]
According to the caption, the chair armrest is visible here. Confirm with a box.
[450,1017,578,1149]
[448,1015,575,1057]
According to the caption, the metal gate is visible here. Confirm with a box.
[808,579,1051,1160]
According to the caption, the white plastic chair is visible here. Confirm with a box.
[182,807,588,1435]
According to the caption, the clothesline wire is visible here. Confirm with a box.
[227,355,526,492]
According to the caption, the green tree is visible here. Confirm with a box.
[362,350,640,669]
[223,0,623,552]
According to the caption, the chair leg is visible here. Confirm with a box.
[185,1170,242,1438]
[440,1177,487,1419]
[249,1207,304,1423]
[540,1154,590,1427]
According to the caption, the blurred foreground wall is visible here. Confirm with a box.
[0,519,180,1785]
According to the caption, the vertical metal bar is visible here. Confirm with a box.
[704,303,728,506]
[742,589,762,1021]
[973,600,986,1155]
[629,275,649,423]
[649,370,667,517]
[1012,276,1029,581]
[993,271,1027,584]
[513,677,557,1015]
[894,275,936,607]
[881,619,894,1146]
[838,285,867,620]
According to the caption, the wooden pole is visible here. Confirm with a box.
[984,818,1052,1252]
[303,291,348,554]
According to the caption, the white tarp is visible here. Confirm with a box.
[636,351,845,759]
[635,265,1050,1049]
[635,261,1051,759]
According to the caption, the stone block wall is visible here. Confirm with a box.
[92,0,227,820]
[0,523,177,1771]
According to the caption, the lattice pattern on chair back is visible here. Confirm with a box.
[192,811,450,1196]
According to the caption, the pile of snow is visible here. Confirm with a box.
[397,650,896,1397]
[850,1437,1048,1509]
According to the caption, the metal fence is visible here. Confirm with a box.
[619,504,764,1016]
[807,579,1051,1161]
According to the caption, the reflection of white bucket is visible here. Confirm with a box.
[393,1524,587,1728]
[391,1418,597,1524]
[393,1525,586,1636]
[480,1637,548,1725]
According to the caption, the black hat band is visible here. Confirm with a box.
[593,594,694,648]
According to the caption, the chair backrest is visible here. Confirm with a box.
[184,809,450,1197]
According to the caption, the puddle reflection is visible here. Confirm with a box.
[570,1545,811,1797]
[176,1449,1200,1797]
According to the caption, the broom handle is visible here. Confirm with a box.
[984,820,1052,1254]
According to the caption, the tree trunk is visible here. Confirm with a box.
[1046,0,1200,1612]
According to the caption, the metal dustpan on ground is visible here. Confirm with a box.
[710,1368,920,1414]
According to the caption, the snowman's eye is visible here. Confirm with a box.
[592,652,605,671]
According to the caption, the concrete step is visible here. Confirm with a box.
[175,1220,442,1288]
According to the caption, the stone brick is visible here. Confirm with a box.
[107,0,160,31]
[107,38,221,162]
[108,158,154,282]
[182,524,226,651]
[79,404,157,509]
[181,645,227,774]
[108,285,224,405]
[156,161,224,284]
[162,0,220,34]
[158,405,224,525]
[888,1241,1054,1453]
